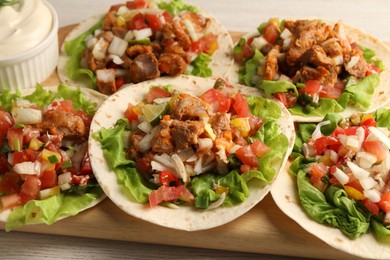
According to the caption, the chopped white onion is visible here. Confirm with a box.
[194,157,203,174]
[92,37,107,60]
[151,160,171,172]
[136,127,158,153]
[363,189,381,203]
[116,5,130,17]
[345,56,360,71]
[332,55,344,66]
[347,160,370,179]
[134,28,153,40]
[329,150,339,163]
[108,36,128,57]
[368,126,390,149]
[124,30,135,42]
[109,54,124,65]
[356,151,377,169]
[58,172,72,185]
[198,138,213,151]
[311,120,330,140]
[171,154,188,182]
[178,148,196,161]
[39,186,60,200]
[208,192,226,209]
[137,121,152,134]
[15,98,33,107]
[333,167,349,185]
[183,19,198,42]
[12,107,42,124]
[86,36,97,49]
[60,183,71,191]
[360,177,377,190]
[251,35,268,50]
[153,97,172,104]
[14,161,41,175]
[346,135,359,150]
[280,28,292,40]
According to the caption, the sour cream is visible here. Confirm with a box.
[0,0,53,58]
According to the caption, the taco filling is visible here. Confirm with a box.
[94,78,289,209]
[64,0,224,95]
[234,18,384,117]
[0,85,104,231]
[291,111,390,242]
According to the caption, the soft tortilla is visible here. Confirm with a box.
[227,19,390,123]
[0,85,107,223]
[58,2,234,90]
[88,74,295,231]
[271,162,390,259]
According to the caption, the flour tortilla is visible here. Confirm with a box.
[58,2,234,90]
[227,19,390,123]
[0,85,107,224]
[271,161,390,259]
[88,74,295,231]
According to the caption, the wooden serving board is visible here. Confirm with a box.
[0,26,367,260]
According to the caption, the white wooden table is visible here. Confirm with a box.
[2,0,390,259]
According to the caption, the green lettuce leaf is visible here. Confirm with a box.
[296,170,370,238]
[256,80,298,97]
[56,84,98,114]
[375,107,390,130]
[371,219,390,243]
[64,18,104,87]
[239,49,264,87]
[93,119,152,203]
[187,52,212,77]
[157,0,198,15]
[5,193,99,231]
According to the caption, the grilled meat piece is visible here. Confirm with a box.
[151,119,174,154]
[35,110,86,138]
[127,45,153,58]
[170,94,211,121]
[300,45,335,69]
[264,45,280,80]
[158,53,188,76]
[129,53,160,83]
[171,120,205,150]
[344,48,367,78]
[96,68,117,95]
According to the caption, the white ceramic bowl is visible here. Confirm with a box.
[0,0,59,92]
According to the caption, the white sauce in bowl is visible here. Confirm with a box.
[0,0,53,58]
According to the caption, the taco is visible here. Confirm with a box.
[88,75,295,231]
[229,18,390,122]
[271,111,390,259]
[58,0,234,95]
[0,84,107,231]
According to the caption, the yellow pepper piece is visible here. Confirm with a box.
[115,16,126,27]
[344,186,365,200]
[41,149,61,164]
[231,117,251,137]
[29,138,43,151]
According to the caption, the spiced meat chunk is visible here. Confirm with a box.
[35,110,86,138]
[151,118,174,154]
[344,48,367,78]
[300,45,335,69]
[127,45,153,58]
[158,53,188,76]
[96,68,117,95]
[264,45,280,80]
[170,94,211,121]
[171,120,205,150]
[129,53,160,83]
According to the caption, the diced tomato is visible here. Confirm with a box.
[7,127,24,151]
[248,115,263,136]
[124,103,139,124]
[115,76,125,90]
[75,110,93,129]
[145,14,162,30]
[366,63,381,76]
[0,172,21,193]
[309,162,328,178]
[162,11,173,23]
[233,92,251,117]
[361,114,376,127]
[72,174,90,186]
[159,170,180,187]
[20,175,41,203]
[145,87,172,103]
[126,0,146,9]
[1,193,22,210]
[235,145,258,168]
[233,40,254,64]
[22,126,40,144]
[0,110,14,147]
[262,21,279,45]
[363,199,380,215]
[378,192,390,213]
[240,164,252,173]
[273,92,297,108]
[200,88,232,113]
[40,170,57,189]
[310,175,327,192]
[250,140,269,157]
[313,136,341,155]
[189,33,219,55]
[319,86,343,99]
[80,153,93,176]
[12,150,39,165]
[149,185,194,207]
[128,13,148,30]
[332,126,360,138]
[299,80,321,95]
[362,140,386,163]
